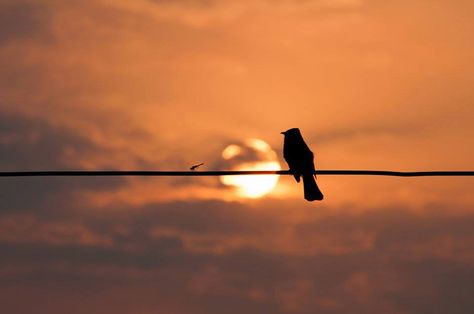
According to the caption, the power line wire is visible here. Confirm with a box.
[0,170,473,177]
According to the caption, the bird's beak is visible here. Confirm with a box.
[280,131,285,135]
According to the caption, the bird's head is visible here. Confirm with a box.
[281,128,300,136]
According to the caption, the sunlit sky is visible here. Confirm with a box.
[1,0,474,313]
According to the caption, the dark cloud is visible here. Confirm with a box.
[0,111,99,169]
[0,111,126,212]
[2,199,474,313]
[0,1,52,43]
[0,177,125,215]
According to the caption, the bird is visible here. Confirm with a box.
[281,128,324,201]
[190,163,204,171]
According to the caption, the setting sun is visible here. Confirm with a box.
[220,139,281,198]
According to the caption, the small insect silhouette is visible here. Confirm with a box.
[190,163,204,171]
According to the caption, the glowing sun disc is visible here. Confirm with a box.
[220,139,281,198]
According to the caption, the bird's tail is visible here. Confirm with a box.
[302,174,324,201]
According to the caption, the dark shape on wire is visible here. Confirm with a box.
[281,128,324,201]
[190,163,204,171]
[0,170,473,177]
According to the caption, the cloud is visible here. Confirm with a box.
[0,111,128,213]
[0,214,114,247]
[0,111,106,170]
[1,200,474,313]
[0,1,52,43]
[310,122,422,146]
[103,0,365,28]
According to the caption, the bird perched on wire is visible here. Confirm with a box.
[190,163,204,171]
[281,128,323,201]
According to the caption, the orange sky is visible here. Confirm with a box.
[1,0,474,313]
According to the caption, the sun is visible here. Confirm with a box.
[220,139,281,198]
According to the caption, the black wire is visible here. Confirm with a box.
[0,170,473,177]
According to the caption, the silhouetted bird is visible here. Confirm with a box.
[281,128,324,201]
[190,163,204,171]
